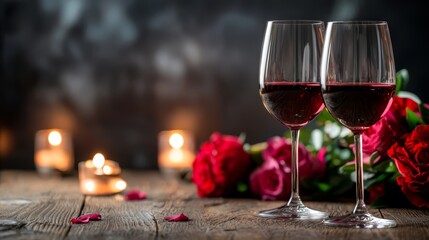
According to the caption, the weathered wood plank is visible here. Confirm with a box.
[2,170,429,240]
[67,195,158,239]
[0,171,84,239]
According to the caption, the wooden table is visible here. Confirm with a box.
[1,170,429,240]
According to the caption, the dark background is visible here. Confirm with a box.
[1,0,427,169]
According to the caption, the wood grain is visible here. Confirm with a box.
[0,171,83,239]
[1,170,429,240]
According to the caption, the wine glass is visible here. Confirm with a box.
[258,20,328,219]
[320,21,397,228]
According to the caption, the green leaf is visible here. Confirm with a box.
[369,151,380,167]
[245,142,266,166]
[395,69,409,93]
[237,182,248,193]
[246,142,267,155]
[316,182,331,192]
[406,108,424,129]
[372,159,390,172]
[419,103,429,124]
[339,163,373,174]
[299,128,312,146]
[365,172,395,189]
[339,164,355,174]
[385,161,398,173]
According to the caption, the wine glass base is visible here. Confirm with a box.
[258,204,329,219]
[323,213,397,228]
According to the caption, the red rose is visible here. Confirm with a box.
[192,132,251,197]
[388,125,429,208]
[367,184,386,204]
[385,97,420,129]
[359,97,420,164]
[250,137,325,200]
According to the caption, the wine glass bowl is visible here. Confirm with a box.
[320,21,397,228]
[258,20,328,219]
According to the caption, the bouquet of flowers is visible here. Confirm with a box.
[191,69,429,208]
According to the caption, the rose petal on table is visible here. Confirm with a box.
[71,213,101,224]
[71,216,90,224]
[164,213,190,222]
[124,190,147,200]
[80,213,102,221]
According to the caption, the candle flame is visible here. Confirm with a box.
[115,180,127,191]
[169,133,184,149]
[93,153,105,169]
[48,131,62,146]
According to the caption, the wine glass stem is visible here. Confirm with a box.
[353,133,368,214]
[287,129,303,207]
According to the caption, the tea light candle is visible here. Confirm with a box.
[78,153,127,195]
[34,129,74,174]
[158,130,195,175]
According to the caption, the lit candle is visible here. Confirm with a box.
[34,129,74,175]
[158,130,195,175]
[78,153,127,195]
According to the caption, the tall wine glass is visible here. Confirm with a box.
[320,21,397,228]
[258,20,328,219]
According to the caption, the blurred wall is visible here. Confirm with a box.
[1,0,428,169]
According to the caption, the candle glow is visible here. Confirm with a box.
[158,130,195,175]
[34,129,74,174]
[78,153,126,195]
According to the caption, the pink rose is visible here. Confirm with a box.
[249,158,289,200]
[250,137,325,200]
[357,97,420,164]
[360,118,395,164]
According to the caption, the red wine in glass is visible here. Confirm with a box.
[260,82,324,130]
[322,83,395,133]
[258,20,327,219]
[320,21,397,228]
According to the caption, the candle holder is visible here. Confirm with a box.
[34,129,74,175]
[158,130,195,177]
[78,153,127,195]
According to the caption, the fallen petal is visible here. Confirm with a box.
[164,213,190,222]
[125,190,147,200]
[71,213,101,224]
[71,216,90,224]
[80,213,102,221]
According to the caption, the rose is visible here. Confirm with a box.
[360,118,395,164]
[249,136,325,200]
[249,158,289,200]
[388,125,429,208]
[359,97,420,163]
[385,97,420,133]
[192,132,251,197]
[367,184,386,204]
